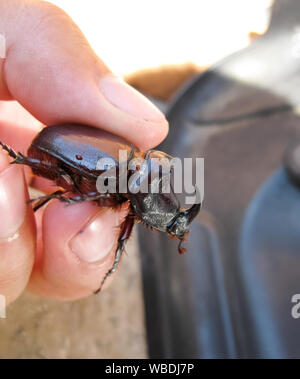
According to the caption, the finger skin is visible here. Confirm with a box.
[0,101,43,184]
[0,161,36,305]
[28,200,129,300]
[0,209,36,305]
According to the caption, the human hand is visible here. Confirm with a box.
[0,0,168,304]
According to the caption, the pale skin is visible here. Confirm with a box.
[0,0,168,304]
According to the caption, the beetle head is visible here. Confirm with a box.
[167,186,202,238]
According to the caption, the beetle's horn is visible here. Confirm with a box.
[183,186,202,223]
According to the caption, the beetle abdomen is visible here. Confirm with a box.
[29,124,137,172]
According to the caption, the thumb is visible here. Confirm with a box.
[0,0,168,150]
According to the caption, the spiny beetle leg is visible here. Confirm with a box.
[94,240,124,295]
[178,238,187,254]
[60,192,111,204]
[0,141,18,159]
[94,215,135,294]
[29,191,111,208]
[32,190,66,212]
[0,141,70,178]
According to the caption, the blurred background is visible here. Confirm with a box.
[50,0,271,75]
[2,0,300,359]
[50,0,272,103]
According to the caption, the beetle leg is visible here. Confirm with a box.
[28,191,111,207]
[60,192,111,204]
[0,142,69,177]
[0,141,18,159]
[0,144,46,172]
[94,215,135,294]
[27,192,68,207]
[31,190,66,212]
[14,155,67,176]
[178,238,187,254]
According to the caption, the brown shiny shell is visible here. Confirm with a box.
[29,123,138,172]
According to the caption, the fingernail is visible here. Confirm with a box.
[0,163,27,239]
[70,208,125,263]
[99,74,165,121]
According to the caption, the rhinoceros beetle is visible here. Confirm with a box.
[0,123,201,292]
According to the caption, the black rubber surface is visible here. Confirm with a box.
[138,0,300,358]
